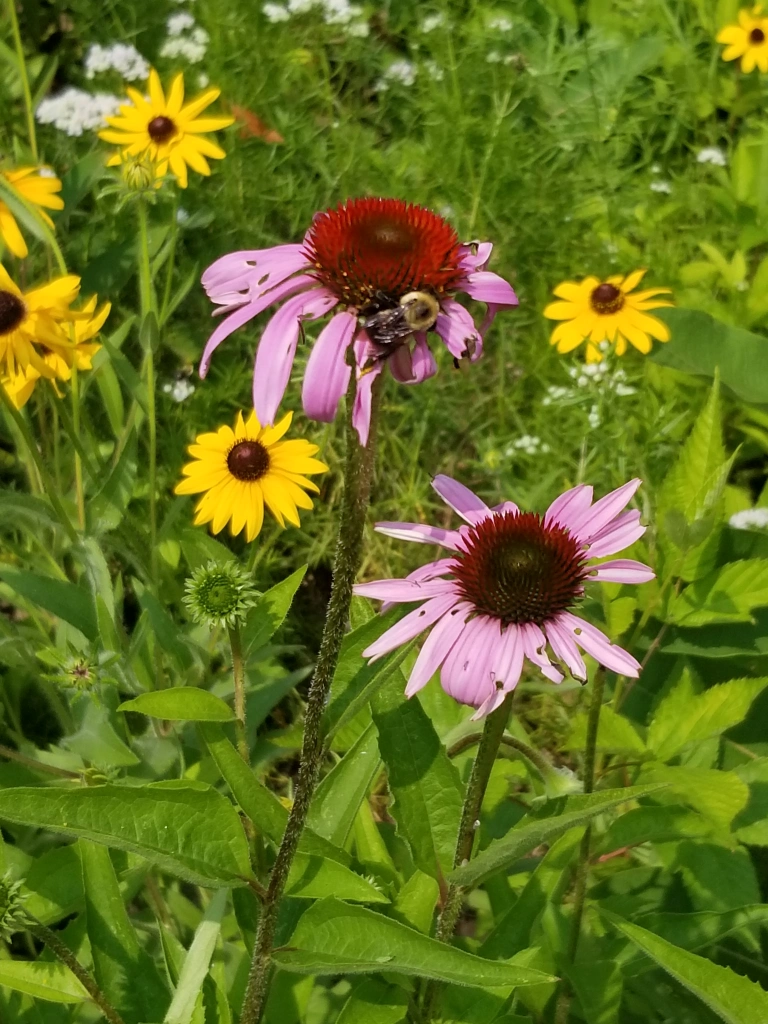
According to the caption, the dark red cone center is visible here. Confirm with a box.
[590,282,625,315]
[0,291,26,335]
[751,27,765,43]
[227,440,270,481]
[147,115,177,143]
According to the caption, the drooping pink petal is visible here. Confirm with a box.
[471,685,508,720]
[434,299,483,361]
[544,484,594,532]
[202,244,307,295]
[458,242,493,273]
[200,275,321,378]
[252,289,338,424]
[569,478,642,543]
[587,510,645,559]
[432,474,491,525]
[374,522,466,550]
[520,622,565,683]
[362,593,460,662]
[463,270,518,308]
[559,612,641,676]
[352,361,383,447]
[405,602,471,697]
[302,311,356,422]
[544,618,587,681]
[493,500,520,515]
[441,616,499,706]
[409,333,438,384]
[494,623,525,691]
[353,578,457,603]
[389,344,415,383]
[589,559,655,584]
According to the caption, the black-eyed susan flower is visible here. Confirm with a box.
[0,265,80,379]
[0,167,64,259]
[717,6,768,73]
[543,270,673,362]
[175,410,328,542]
[99,70,234,189]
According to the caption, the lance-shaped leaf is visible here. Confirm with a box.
[243,565,306,657]
[119,688,235,723]
[308,722,381,847]
[0,961,88,1004]
[164,889,228,1024]
[0,568,97,639]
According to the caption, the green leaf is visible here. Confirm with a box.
[604,912,768,1024]
[23,844,83,925]
[648,676,768,761]
[81,840,170,1024]
[0,568,96,639]
[136,587,193,671]
[0,784,252,888]
[638,765,749,831]
[243,566,306,657]
[564,704,646,754]
[308,722,381,847]
[671,560,768,626]
[0,962,88,1004]
[392,869,439,934]
[652,308,768,406]
[596,804,711,854]
[566,960,622,1024]
[65,699,139,769]
[59,152,106,213]
[164,889,227,1024]
[337,978,408,1024]
[624,906,768,973]
[99,334,148,413]
[448,785,665,887]
[88,432,137,535]
[285,854,388,903]
[0,491,62,533]
[119,689,234,723]
[273,898,556,988]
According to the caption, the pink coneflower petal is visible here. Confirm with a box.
[472,683,508,721]
[495,623,525,691]
[559,612,640,676]
[380,558,457,613]
[544,484,594,531]
[493,500,520,515]
[363,593,460,661]
[352,361,383,447]
[252,289,338,424]
[441,616,497,705]
[545,617,587,681]
[520,622,565,683]
[589,559,655,584]
[458,242,493,273]
[202,244,307,294]
[435,301,482,361]
[463,270,518,308]
[374,521,466,550]
[587,510,645,558]
[353,578,456,602]
[302,311,356,422]
[409,333,438,384]
[405,602,472,697]
[432,475,491,525]
[570,478,642,542]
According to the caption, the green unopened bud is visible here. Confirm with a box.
[121,155,158,192]
[0,873,28,941]
[184,561,260,628]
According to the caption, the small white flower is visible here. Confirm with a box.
[287,0,314,12]
[198,72,210,88]
[84,42,149,82]
[176,207,190,225]
[163,378,196,402]
[377,59,417,89]
[650,163,661,174]
[36,88,122,136]
[167,12,196,35]
[587,404,601,430]
[486,49,503,63]
[488,14,512,31]
[263,2,290,20]
[614,383,636,396]
[697,147,727,167]
[420,12,445,32]
[346,18,369,36]
[650,180,672,194]
[729,508,768,530]
[38,166,57,178]
[423,59,444,81]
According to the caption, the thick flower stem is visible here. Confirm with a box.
[553,666,606,1024]
[136,199,158,586]
[5,0,38,161]
[239,372,383,1024]
[228,621,249,765]
[28,918,126,1024]
[422,693,514,1023]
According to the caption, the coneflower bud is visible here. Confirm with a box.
[183,561,260,628]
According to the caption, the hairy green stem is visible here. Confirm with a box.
[422,694,514,1022]
[136,199,158,585]
[229,621,249,765]
[5,0,38,160]
[239,372,383,1024]
[553,666,606,1024]
[28,918,126,1024]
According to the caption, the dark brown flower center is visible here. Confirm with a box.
[451,511,589,626]
[227,440,270,481]
[750,27,766,43]
[0,291,26,335]
[147,115,177,143]
[303,197,464,308]
[590,282,625,315]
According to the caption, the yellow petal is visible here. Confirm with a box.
[179,88,221,122]
[0,207,27,258]
[166,73,185,117]
[619,269,646,293]
[148,69,166,111]
[542,300,579,321]
[245,487,265,541]
[259,411,292,446]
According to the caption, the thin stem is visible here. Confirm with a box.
[239,372,383,1024]
[553,666,606,1024]
[70,362,85,529]
[136,199,158,586]
[5,0,38,161]
[0,743,82,780]
[27,918,126,1024]
[159,193,179,325]
[422,694,513,1022]
[0,381,77,542]
[229,621,249,765]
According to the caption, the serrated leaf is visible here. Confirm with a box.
[0,784,252,887]
[597,804,711,854]
[661,375,725,523]
[671,559,768,626]
[243,566,306,657]
[0,568,96,639]
[0,962,88,1004]
[564,704,646,754]
[448,786,664,888]
[285,854,388,903]
[119,689,234,723]
[604,912,768,1024]
[274,898,556,988]
[308,722,380,847]
[638,765,749,830]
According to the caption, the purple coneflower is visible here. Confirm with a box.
[200,198,517,444]
[354,475,654,719]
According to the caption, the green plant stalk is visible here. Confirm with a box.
[239,371,383,1024]
[553,666,606,1024]
[27,918,126,1024]
[421,693,514,1022]
[5,0,38,160]
[228,621,249,764]
[159,193,179,324]
[0,381,77,542]
[136,199,158,585]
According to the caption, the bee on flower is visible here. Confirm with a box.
[717,6,768,73]
[543,270,673,363]
[99,70,234,189]
[0,166,64,259]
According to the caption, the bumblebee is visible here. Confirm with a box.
[361,290,440,348]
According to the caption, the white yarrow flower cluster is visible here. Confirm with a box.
[587,404,601,430]
[167,11,196,35]
[486,50,514,65]
[650,180,672,194]
[263,0,368,34]
[160,16,209,63]
[487,14,513,31]
[697,147,727,167]
[84,43,149,81]
[377,59,417,89]
[505,435,551,456]
[542,364,636,408]
[729,508,768,530]
[420,12,445,32]
[163,378,196,403]
[264,2,290,20]
[36,88,122,136]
